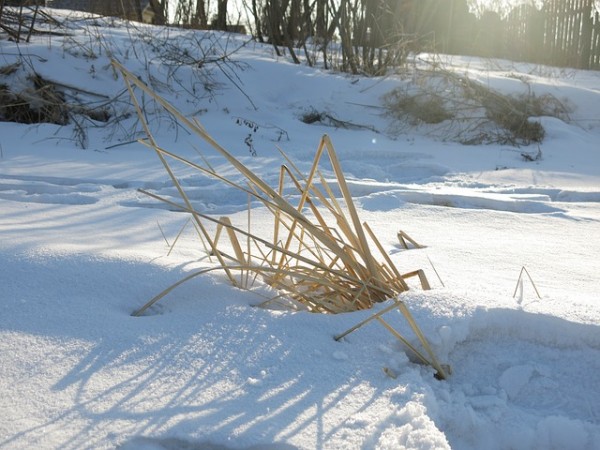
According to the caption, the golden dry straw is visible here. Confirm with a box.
[113,60,448,379]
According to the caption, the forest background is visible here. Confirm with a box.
[10,0,599,71]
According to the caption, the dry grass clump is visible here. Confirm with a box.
[0,66,101,126]
[113,60,448,379]
[0,61,120,147]
[383,68,569,146]
[462,77,554,145]
[0,72,68,125]
[383,90,454,125]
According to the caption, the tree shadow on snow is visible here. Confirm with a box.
[1,253,392,449]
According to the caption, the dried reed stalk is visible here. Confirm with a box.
[113,60,448,379]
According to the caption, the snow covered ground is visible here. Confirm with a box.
[1,9,600,450]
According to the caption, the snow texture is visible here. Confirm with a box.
[1,8,600,450]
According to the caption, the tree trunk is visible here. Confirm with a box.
[216,0,228,30]
[251,0,263,42]
[148,0,166,24]
[193,0,208,28]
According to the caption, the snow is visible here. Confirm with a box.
[1,9,600,450]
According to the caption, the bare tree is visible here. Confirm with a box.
[193,0,208,28]
[215,0,228,29]
[148,0,167,24]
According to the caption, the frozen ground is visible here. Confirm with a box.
[1,9,600,450]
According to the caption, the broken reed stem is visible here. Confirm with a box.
[397,230,424,249]
[166,218,191,257]
[376,316,432,366]
[427,256,445,287]
[513,266,542,299]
